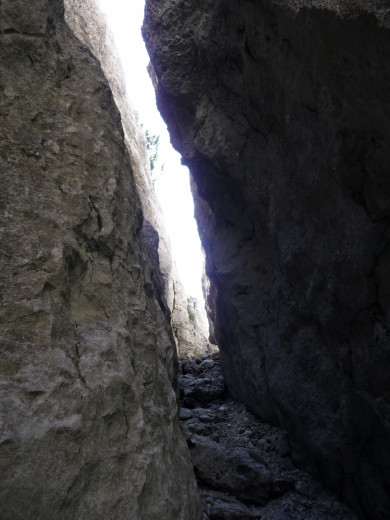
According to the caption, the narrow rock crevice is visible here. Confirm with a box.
[179,354,357,520]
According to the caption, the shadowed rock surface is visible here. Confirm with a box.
[0,0,201,518]
[179,354,357,519]
[143,1,390,518]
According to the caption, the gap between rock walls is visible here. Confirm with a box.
[64,0,214,360]
[1,0,390,519]
[179,353,357,519]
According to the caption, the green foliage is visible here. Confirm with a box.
[187,304,196,322]
[145,129,160,172]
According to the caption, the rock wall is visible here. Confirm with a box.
[0,0,201,518]
[143,1,390,518]
[65,0,209,359]
[172,291,211,359]
[141,219,210,358]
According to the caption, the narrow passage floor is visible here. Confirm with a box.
[179,353,357,520]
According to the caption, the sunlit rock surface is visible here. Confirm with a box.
[143,1,390,518]
[173,290,211,358]
[66,0,209,360]
[0,0,201,518]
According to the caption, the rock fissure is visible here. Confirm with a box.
[2,0,390,518]
[73,341,87,388]
[179,353,358,519]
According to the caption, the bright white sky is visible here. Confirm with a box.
[97,0,205,301]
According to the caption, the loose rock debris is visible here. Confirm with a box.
[179,353,357,520]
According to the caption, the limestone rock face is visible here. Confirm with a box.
[65,0,209,360]
[143,1,390,518]
[173,289,210,358]
[64,0,173,308]
[0,0,201,518]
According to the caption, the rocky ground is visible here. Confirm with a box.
[179,353,357,520]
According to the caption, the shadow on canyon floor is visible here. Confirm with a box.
[179,353,357,520]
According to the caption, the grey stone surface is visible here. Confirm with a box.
[192,438,295,505]
[179,356,225,406]
[172,286,211,358]
[143,1,390,518]
[273,0,390,27]
[0,0,201,518]
[65,0,210,360]
[180,355,357,520]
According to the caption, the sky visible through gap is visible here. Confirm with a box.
[97,0,205,302]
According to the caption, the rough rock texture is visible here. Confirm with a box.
[65,0,209,360]
[0,0,202,518]
[69,0,212,357]
[143,1,390,518]
[201,260,217,346]
[180,354,357,519]
[173,292,211,358]
[141,218,211,357]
